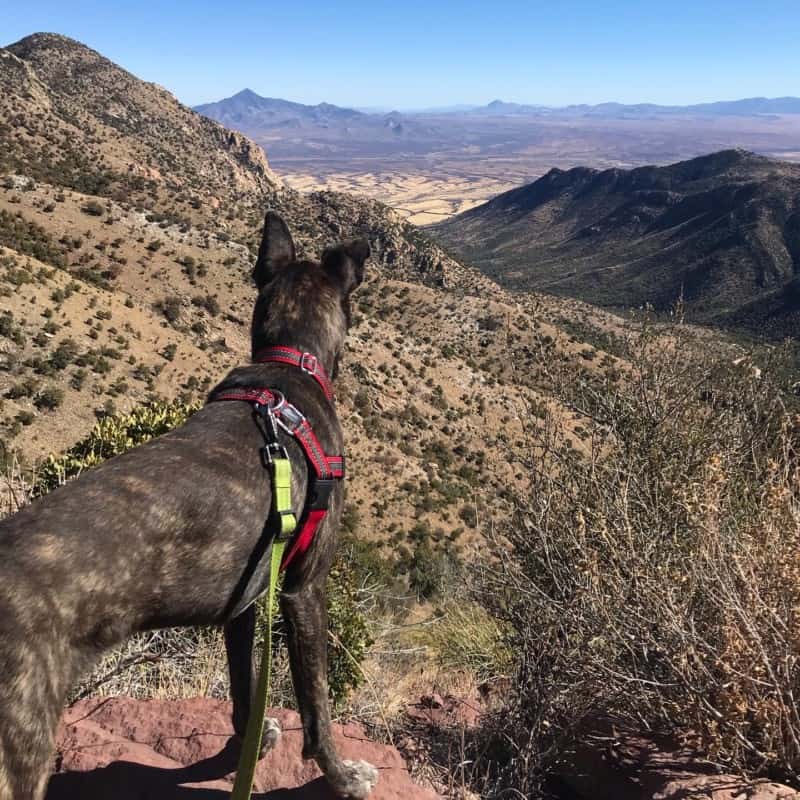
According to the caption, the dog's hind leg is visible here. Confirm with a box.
[224,604,281,756]
[281,580,377,800]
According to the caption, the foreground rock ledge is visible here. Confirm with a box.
[48,697,441,799]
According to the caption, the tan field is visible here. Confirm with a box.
[280,171,518,224]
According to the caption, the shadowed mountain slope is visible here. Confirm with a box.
[431,149,800,337]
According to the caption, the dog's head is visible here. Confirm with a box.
[250,211,370,377]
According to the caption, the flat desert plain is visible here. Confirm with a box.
[280,170,517,224]
[273,114,800,224]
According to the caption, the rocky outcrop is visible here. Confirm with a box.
[48,697,441,800]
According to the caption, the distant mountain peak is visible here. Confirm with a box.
[194,91,370,131]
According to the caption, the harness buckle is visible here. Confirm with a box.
[310,478,335,511]
[300,352,318,375]
[277,402,306,434]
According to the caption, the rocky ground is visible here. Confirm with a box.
[50,698,441,800]
[50,698,800,799]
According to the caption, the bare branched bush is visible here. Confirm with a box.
[477,317,800,795]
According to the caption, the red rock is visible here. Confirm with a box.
[47,697,442,800]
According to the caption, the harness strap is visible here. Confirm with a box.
[271,458,297,537]
[213,352,343,800]
[211,386,343,570]
[255,346,335,403]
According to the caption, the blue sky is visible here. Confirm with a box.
[3,1,798,109]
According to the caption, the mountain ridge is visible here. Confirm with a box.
[430,149,800,338]
[197,89,800,120]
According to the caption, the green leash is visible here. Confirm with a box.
[230,456,296,800]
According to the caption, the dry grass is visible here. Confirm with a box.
[472,314,800,795]
[1,453,33,517]
[70,628,231,701]
[403,598,511,684]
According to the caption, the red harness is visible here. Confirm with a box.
[211,348,344,571]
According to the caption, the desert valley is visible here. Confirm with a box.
[196,88,800,224]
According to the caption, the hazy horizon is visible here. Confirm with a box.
[197,87,800,114]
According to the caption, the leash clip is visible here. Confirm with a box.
[255,393,285,440]
[261,441,288,467]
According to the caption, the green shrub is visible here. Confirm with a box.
[34,386,64,411]
[324,562,374,705]
[192,293,220,316]
[156,296,182,324]
[0,209,67,267]
[35,400,198,493]
[81,200,105,216]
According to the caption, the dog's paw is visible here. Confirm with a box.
[335,759,378,799]
[260,717,282,756]
[232,717,282,759]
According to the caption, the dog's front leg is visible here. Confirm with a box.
[281,580,377,800]
[224,604,281,756]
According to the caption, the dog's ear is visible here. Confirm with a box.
[253,211,296,288]
[322,239,370,295]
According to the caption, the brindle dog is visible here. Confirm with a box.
[0,212,376,800]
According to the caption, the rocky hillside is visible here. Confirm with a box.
[431,149,800,338]
[0,33,621,560]
[0,33,469,287]
[1,34,278,232]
